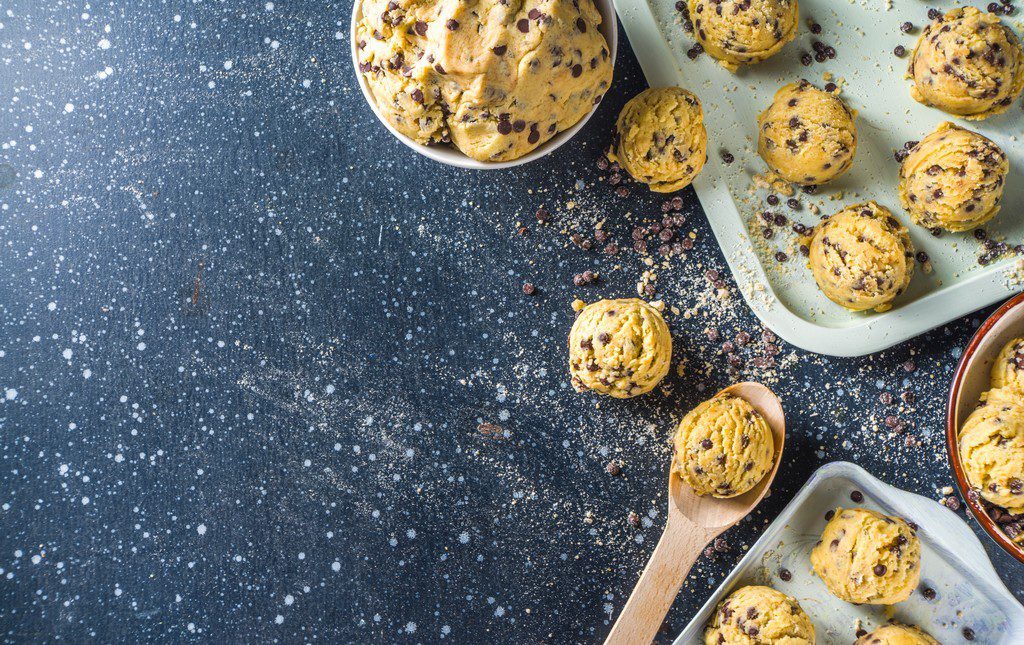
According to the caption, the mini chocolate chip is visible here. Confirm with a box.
[850,490,864,503]
[779,568,792,581]
[446,18,459,30]
[873,564,887,576]
[522,282,536,295]
[605,461,621,476]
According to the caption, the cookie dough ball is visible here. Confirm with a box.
[703,585,815,645]
[909,7,1024,120]
[991,337,1024,391]
[568,299,671,398]
[958,386,1024,513]
[672,394,775,498]
[355,0,613,162]
[899,122,1008,232]
[807,202,915,313]
[687,0,799,72]
[757,82,857,186]
[607,88,708,193]
[855,623,939,645]
[810,507,921,605]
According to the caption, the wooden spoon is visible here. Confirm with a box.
[604,382,786,645]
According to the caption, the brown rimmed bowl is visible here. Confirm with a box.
[947,291,1024,565]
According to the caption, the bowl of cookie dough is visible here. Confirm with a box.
[947,291,1024,564]
[350,0,617,169]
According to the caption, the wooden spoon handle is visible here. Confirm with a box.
[604,518,710,645]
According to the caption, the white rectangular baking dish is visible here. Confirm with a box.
[673,461,1024,643]
[613,0,1024,356]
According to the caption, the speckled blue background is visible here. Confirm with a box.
[0,1,1021,642]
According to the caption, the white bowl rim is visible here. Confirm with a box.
[349,0,619,170]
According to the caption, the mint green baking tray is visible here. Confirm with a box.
[613,0,1024,356]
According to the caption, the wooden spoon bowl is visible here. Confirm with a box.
[605,382,786,645]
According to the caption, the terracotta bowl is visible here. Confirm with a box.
[947,291,1024,565]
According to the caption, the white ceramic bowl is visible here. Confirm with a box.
[349,0,618,170]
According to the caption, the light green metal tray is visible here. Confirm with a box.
[613,0,1024,356]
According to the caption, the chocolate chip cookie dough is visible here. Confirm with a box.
[568,299,671,398]
[672,394,774,498]
[854,623,939,645]
[991,337,1024,391]
[757,81,857,186]
[607,88,708,193]
[908,6,1024,120]
[703,585,815,645]
[958,386,1024,515]
[899,122,1008,232]
[810,507,921,605]
[807,202,915,313]
[687,0,799,72]
[355,0,613,162]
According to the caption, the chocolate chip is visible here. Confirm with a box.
[963,627,975,641]
[825,509,835,521]
[850,490,864,503]
[901,21,914,33]
[894,45,907,57]
[779,568,792,581]
[516,18,529,32]
[700,438,713,450]
[605,461,621,476]
[922,587,936,600]
[873,564,887,576]
[721,151,734,164]
[446,19,459,30]
[943,496,961,511]
[522,282,536,295]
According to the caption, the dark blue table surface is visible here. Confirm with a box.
[0,1,1021,642]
